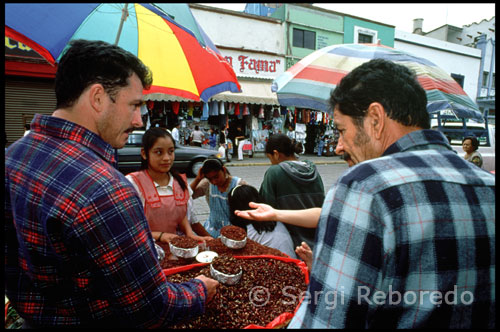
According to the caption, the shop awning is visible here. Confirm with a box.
[143,81,279,106]
[143,93,194,102]
[210,80,279,105]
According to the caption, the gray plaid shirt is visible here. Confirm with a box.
[289,129,495,329]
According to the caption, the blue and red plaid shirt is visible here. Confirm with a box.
[5,114,207,328]
[288,129,495,329]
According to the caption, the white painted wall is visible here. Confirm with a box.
[191,7,285,55]
[395,30,481,100]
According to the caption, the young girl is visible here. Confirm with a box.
[228,184,297,259]
[126,128,211,244]
[190,158,247,237]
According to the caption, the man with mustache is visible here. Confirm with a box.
[5,39,218,328]
[236,59,495,328]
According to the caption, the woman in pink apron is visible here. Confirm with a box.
[126,128,211,244]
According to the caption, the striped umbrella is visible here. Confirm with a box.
[5,3,240,102]
[272,43,483,121]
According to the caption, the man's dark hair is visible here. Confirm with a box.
[462,136,480,151]
[265,133,303,156]
[55,39,153,108]
[228,184,276,234]
[330,58,429,129]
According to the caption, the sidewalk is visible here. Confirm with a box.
[225,152,347,167]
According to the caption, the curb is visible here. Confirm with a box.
[225,160,347,167]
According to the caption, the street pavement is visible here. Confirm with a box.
[189,153,349,222]
[224,152,347,167]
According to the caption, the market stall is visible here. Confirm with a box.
[156,227,309,329]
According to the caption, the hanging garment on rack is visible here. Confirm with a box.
[242,104,249,116]
[209,101,219,116]
[202,102,209,120]
[219,101,225,115]
[172,101,180,115]
[259,105,265,119]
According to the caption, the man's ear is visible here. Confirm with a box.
[366,102,385,139]
[88,83,106,113]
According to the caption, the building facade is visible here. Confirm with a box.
[394,30,481,102]
[190,3,286,153]
[5,37,57,147]
[412,16,495,121]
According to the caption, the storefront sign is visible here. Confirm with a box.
[5,37,44,59]
[221,49,285,79]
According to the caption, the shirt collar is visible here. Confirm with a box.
[154,172,174,189]
[31,114,117,164]
[382,129,452,157]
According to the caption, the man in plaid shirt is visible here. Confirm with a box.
[237,59,495,328]
[5,40,219,328]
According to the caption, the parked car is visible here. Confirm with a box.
[116,130,225,177]
[430,114,495,172]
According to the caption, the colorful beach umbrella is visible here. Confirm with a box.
[272,43,483,121]
[154,3,221,56]
[5,3,240,102]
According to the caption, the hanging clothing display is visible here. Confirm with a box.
[219,101,225,115]
[242,104,249,116]
[172,101,180,115]
[201,102,209,120]
[209,100,219,116]
[258,105,265,119]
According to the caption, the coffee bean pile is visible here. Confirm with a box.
[220,225,246,241]
[167,258,307,329]
[170,236,198,249]
[211,255,242,275]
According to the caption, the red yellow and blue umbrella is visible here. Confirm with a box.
[272,43,483,121]
[5,3,240,102]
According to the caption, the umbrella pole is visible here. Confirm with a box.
[114,3,129,45]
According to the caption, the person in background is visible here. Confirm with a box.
[236,59,495,328]
[228,184,297,258]
[317,131,326,156]
[126,127,212,245]
[190,125,204,147]
[190,158,248,237]
[260,133,325,250]
[208,127,217,150]
[462,136,483,168]
[230,126,245,160]
[286,124,296,141]
[171,122,180,145]
[219,127,227,149]
[5,39,218,329]
[23,123,31,136]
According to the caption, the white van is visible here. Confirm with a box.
[430,115,495,172]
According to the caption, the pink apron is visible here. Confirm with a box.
[128,170,189,233]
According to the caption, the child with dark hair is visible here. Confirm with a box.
[126,127,211,244]
[261,133,325,249]
[190,158,247,237]
[228,185,296,258]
